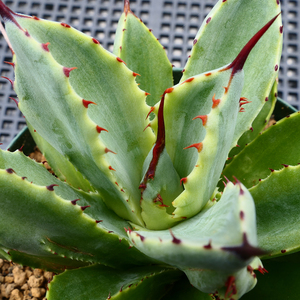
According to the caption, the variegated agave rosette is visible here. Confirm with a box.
[0,0,299,299]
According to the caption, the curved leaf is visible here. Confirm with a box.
[128,182,259,273]
[47,264,181,300]
[222,111,300,188]
[249,165,300,258]
[113,1,173,106]
[0,168,157,271]
[181,0,282,147]
[27,122,94,192]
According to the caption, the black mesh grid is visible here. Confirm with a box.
[0,0,299,149]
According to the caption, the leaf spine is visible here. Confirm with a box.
[9,97,18,107]
[258,266,268,274]
[1,76,13,88]
[192,115,207,126]
[143,123,151,131]
[4,61,15,67]
[71,199,80,205]
[92,38,100,44]
[61,23,71,28]
[180,177,187,185]
[116,57,126,64]
[41,42,50,52]
[80,205,90,211]
[225,276,237,298]
[212,94,220,108]
[203,240,212,249]
[96,125,108,133]
[105,148,117,154]
[6,168,15,174]
[181,77,195,84]
[183,142,203,152]
[63,67,77,77]
[46,184,58,191]
[169,229,181,244]
[82,99,96,108]
[146,106,155,119]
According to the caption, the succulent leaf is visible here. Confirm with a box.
[0,161,157,270]
[181,0,282,148]
[113,0,173,107]
[47,264,181,300]
[128,182,260,274]
[183,261,258,300]
[140,147,183,229]
[27,122,95,192]
[0,0,288,298]
[4,13,152,225]
[249,165,300,258]
[167,68,244,219]
[228,78,278,159]
[222,111,300,188]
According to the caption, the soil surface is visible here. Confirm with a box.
[0,259,53,300]
[1,148,54,300]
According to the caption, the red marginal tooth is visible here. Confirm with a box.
[203,240,212,249]
[169,229,181,244]
[192,115,207,126]
[212,94,221,108]
[165,87,174,94]
[183,142,203,152]
[143,123,151,132]
[145,92,151,96]
[6,168,15,174]
[109,166,116,171]
[116,57,126,64]
[61,22,71,28]
[258,266,268,274]
[63,67,77,77]
[133,72,141,77]
[46,184,59,191]
[239,107,245,112]
[225,276,237,298]
[4,61,15,67]
[82,99,96,108]
[96,125,108,133]
[32,16,40,20]
[71,199,80,205]
[181,77,195,84]
[2,76,14,88]
[92,38,100,44]
[41,42,50,52]
[180,177,187,185]
[146,106,155,119]
[105,147,117,154]
[81,205,90,211]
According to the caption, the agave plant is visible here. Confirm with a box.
[0,0,299,299]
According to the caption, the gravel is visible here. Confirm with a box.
[0,259,53,300]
